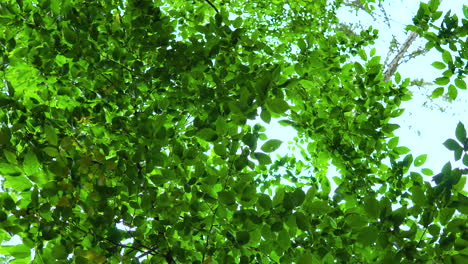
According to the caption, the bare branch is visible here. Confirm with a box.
[384,31,418,81]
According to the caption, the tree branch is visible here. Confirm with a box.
[384,31,418,81]
[383,0,444,81]
[204,0,219,13]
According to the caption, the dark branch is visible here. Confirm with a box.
[204,0,219,13]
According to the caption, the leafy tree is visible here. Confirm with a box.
[0,0,467,263]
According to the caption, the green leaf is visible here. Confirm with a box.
[428,224,441,237]
[439,208,455,225]
[357,226,378,246]
[411,186,426,206]
[2,195,16,210]
[297,251,314,264]
[395,72,401,84]
[434,77,450,86]
[291,188,306,206]
[431,61,446,69]
[443,139,461,151]
[196,128,218,142]
[357,49,367,61]
[2,150,17,165]
[448,84,458,100]
[454,78,466,89]
[395,146,410,155]
[268,98,289,114]
[44,125,58,146]
[257,194,272,210]
[260,108,271,123]
[277,229,290,249]
[455,122,467,143]
[253,152,272,165]
[3,175,33,191]
[0,163,21,176]
[431,87,444,98]
[363,196,380,219]
[0,211,7,222]
[236,231,250,245]
[463,154,468,166]
[218,191,236,205]
[295,212,310,231]
[23,151,40,175]
[382,124,400,134]
[43,147,59,157]
[261,139,282,153]
[422,168,434,176]
[388,137,399,149]
[442,50,452,64]
[299,79,315,89]
[51,244,68,259]
[414,154,427,167]
[428,0,440,12]
[345,214,367,229]
[307,200,331,215]
[0,244,31,259]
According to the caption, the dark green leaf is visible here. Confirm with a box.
[363,196,380,219]
[411,186,426,206]
[260,108,271,123]
[257,194,272,210]
[444,138,461,151]
[297,251,314,264]
[253,152,272,165]
[295,212,310,231]
[218,191,236,205]
[0,211,7,222]
[196,128,218,142]
[236,231,250,245]
[455,122,466,143]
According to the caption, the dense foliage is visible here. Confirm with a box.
[0,0,467,263]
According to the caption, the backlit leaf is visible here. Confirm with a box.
[431,61,446,69]
[23,151,40,175]
[414,154,427,167]
[261,139,282,153]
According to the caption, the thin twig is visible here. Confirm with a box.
[204,0,219,13]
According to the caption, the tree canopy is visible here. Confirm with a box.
[0,0,467,263]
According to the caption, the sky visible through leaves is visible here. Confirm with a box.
[0,0,467,263]
[257,0,468,193]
